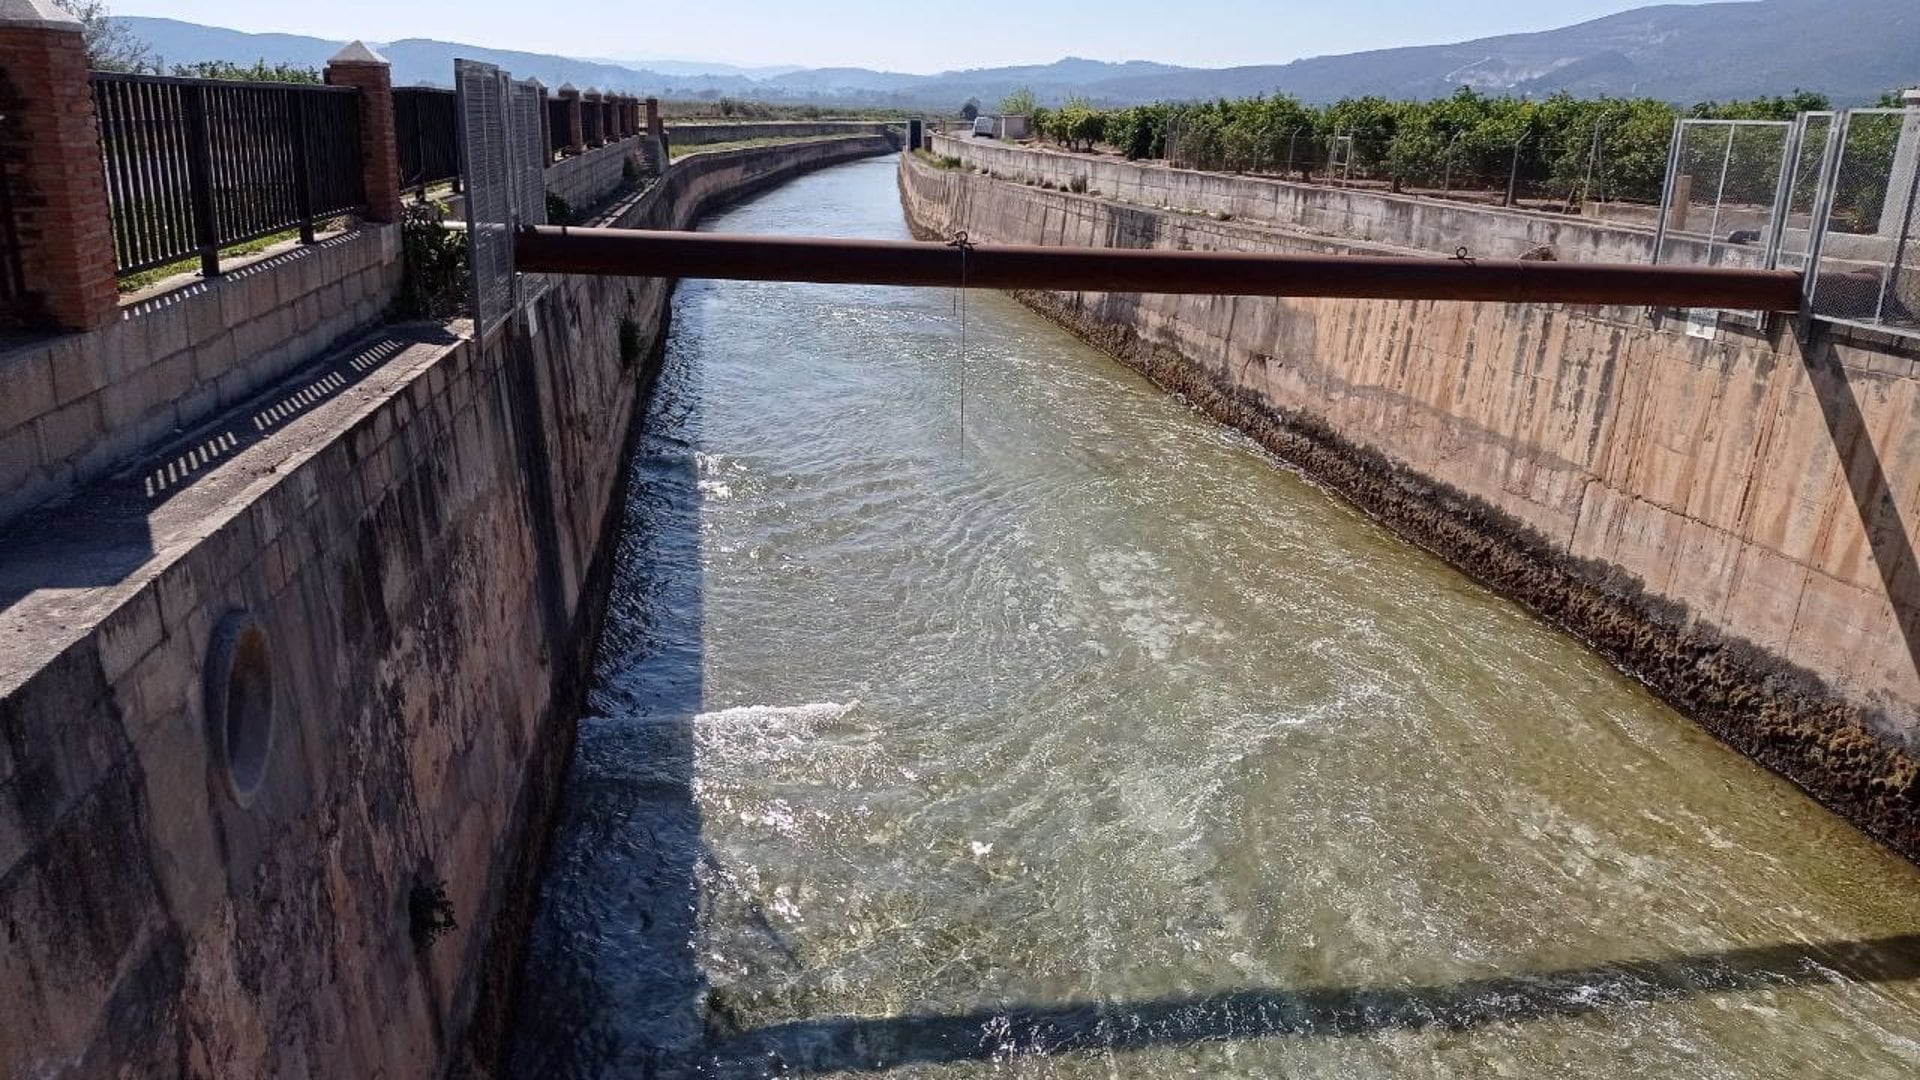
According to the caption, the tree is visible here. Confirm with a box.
[170,59,321,84]
[54,0,154,72]
[999,87,1037,116]
[961,98,981,122]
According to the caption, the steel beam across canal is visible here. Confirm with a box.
[513,227,1806,312]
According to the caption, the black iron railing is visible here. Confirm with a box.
[548,96,571,158]
[92,72,366,278]
[0,165,23,307]
[582,100,602,147]
[394,86,461,193]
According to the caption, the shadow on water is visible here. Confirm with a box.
[712,933,1920,1075]
[508,354,713,1077]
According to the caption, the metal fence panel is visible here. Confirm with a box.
[458,60,514,339]
[1774,112,1838,275]
[1807,107,1920,335]
[92,72,365,277]
[508,77,550,304]
[394,87,462,192]
[1652,118,1793,272]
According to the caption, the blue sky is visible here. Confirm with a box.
[123,0,1701,73]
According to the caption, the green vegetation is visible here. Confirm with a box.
[167,59,322,83]
[394,201,467,319]
[660,99,918,123]
[667,134,857,160]
[1024,87,1862,205]
[117,226,310,293]
[913,148,964,170]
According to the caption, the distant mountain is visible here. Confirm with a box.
[118,0,1920,108]
[1087,0,1919,105]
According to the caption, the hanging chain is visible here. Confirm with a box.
[947,230,975,449]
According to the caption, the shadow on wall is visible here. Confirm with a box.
[1800,325,1920,703]
[0,325,454,615]
[506,353,712,1075]
[712,933,1920,1075]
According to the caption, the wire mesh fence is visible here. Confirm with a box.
[1157,120,1670,210]
[457,60,551,339]
[1651,119,1793,271]
[1806,108,1920,333]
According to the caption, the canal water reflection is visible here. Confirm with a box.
[510,156,1920,1078]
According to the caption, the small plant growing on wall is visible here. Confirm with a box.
[547,192,575,227]
[409,877,458,948]
[394,201,468,320]
[619,315,643,369]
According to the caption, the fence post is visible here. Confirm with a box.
[291,92,316,244]
[559,84,583,155]
[0,0,117,330]
[646,97,662,138]
[324,41,402,225]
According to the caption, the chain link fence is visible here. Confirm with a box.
[1651,119,1794,272]
[1806,107,1920,334]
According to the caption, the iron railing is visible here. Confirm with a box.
[0,164,24,308]
[92,72,366,278]
[581,99,603,148]
[394,86,461,194]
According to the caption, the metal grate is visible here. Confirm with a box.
[1806,107,1920,335]
[92,72,365,277]
[508,77,550,304]
[547,95,571,158]
[1651,119,1794,273]
[458,59,515,339]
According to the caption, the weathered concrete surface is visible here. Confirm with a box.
[929,132,1665,262]
[0,134,892,1079]
[901,150,1920,861]
[0,226,401,529]
[668,120,899,147]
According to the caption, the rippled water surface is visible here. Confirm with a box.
[511,157,1920,1078]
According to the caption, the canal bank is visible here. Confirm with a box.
[0,136,893,1079]
[899,143,1920,865]
[512,155,1920,1079]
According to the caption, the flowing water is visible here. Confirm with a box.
[511,157,1920,1078]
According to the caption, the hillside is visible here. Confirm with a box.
[118,0,1919,107]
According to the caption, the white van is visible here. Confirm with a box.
[972,115,995,138]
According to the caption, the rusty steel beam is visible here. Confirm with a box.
[512,226,1806,312]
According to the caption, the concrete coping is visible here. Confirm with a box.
[0,0,81,30]
[558,83,578,95]
[327,40,389,66]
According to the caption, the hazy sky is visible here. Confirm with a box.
[123,0,1700,73]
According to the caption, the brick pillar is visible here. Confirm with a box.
[558,84,583,155]
[324,41,401,225]
[0,1,117,331]
[646,97,662,138]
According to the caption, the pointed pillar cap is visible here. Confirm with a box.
[0,0,83,30]
[328,40,390,66]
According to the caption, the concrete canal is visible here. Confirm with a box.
[509,156,1920,1078]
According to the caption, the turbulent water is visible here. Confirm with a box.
[510,157,1920,1078]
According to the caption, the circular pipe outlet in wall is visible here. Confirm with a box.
[206,612,274,808]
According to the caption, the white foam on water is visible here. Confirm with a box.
[693,700,859,729]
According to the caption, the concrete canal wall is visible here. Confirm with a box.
[901,146,1920,861]
[0,134,891,1079]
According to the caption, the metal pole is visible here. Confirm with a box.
[1801,110,1850,317]
[1505,137,1522,207]
[182,83,221,278]
[1651,119,1685,266]
[1707,123,1737,263]
[513,226,1805,311]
